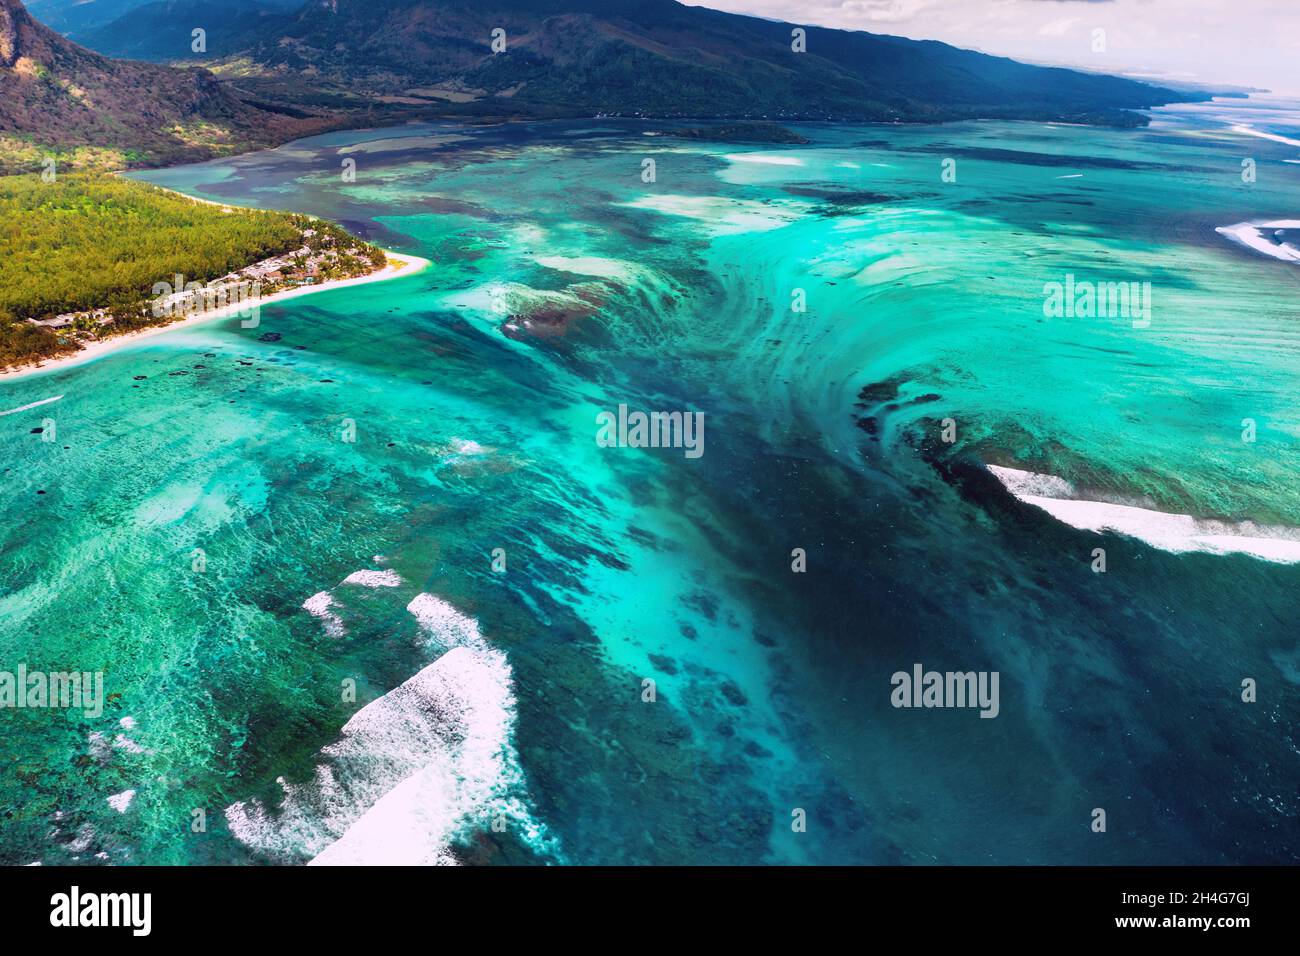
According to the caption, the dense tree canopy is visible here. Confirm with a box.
[0,173,383,368]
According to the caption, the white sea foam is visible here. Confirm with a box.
[445,280,600,331]
[88,732,111,763]
[534,255,634,280]
[113,734,145,755]
[309,764,464,865]
[225,598,560,865]
[88,716,147,760]
[406,593,485,651]
[451,438,487,456]
[67,823,96,854]
[1230,124,1300,148]
[987,464,1075,499]
[620,194,809,236]
[722,153,804,166]
[1215,219,1300,263]
[342,568,402,588]
[302,590,346,638]
[988,464,1300,564]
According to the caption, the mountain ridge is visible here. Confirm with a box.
[0,0,334,172]
[4,0,1212,174]
[208,0,1202,125]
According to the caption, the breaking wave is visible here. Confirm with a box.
[989,464,1300,563]
[226,596,561,864]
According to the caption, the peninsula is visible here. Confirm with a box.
[0,172,427,377]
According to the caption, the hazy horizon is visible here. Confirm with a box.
[685,0,1300,96]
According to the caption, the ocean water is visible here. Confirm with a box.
[1,98,1297,865]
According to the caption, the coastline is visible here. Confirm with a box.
[0,249,430,383]
[131,179,276,213]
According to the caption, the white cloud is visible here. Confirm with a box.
[681,0,1300,93]
[1038,15,1081,36]
[838,0,938,23]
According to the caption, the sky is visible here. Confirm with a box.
[684,0,1300,95]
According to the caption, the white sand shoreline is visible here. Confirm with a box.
[0,249,430,383]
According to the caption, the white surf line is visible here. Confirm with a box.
[1230,124,1300,148]
[1055,173,1084,179]
[340,568,402,588]
[988,464,1300,564]
[722,153,805,166]
[301,567,404,638]
[0,394,63,416]
[226,594,563,865]
[1215,219,1300,263]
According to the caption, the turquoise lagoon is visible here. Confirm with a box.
[1,98,1298,864]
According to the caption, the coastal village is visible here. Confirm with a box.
[0,172,405,371]
[29,222,388,336]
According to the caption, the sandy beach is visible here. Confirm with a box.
[0,250,431,382]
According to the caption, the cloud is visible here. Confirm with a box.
[1038,16,1081,36]
[838,0,936,23]
[682,0,1300,93]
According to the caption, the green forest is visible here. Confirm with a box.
[0,173,383,368]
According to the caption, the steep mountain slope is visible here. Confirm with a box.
[24,0,150,36]
[26,0,298,38]
[77,0,292,60]
[219,0,1200,124]
[6,0,1207,176]
[0,0,328,172]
